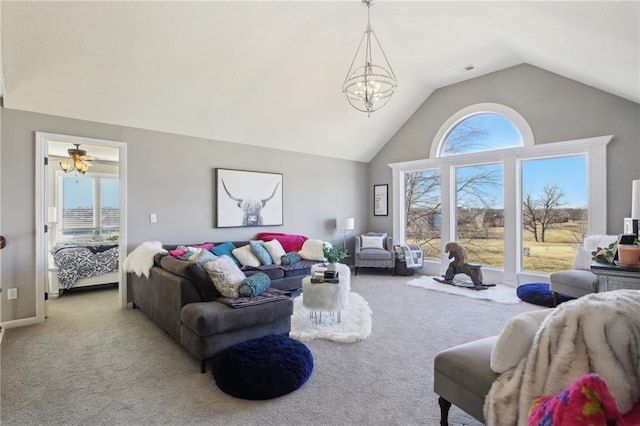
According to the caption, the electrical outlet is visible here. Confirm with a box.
[7,288,17,300]
[150,213,157,223]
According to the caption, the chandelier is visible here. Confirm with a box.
[342,0,397,117]
[59,144,92,175]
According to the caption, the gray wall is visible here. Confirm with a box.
[368,64,640,234]
[1,109,368,321]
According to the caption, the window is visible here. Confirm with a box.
[405,169,441,260]
[391,103,610,283]
[57,173,119,239]
[441,113,523,156]
[521,156,587,272]
[455,163,504,267]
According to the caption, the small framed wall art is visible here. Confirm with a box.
[373,184,388,216]
[215,168,283,228]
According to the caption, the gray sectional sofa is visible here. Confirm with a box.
[128,241,321,372]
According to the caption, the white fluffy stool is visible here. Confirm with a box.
[302,263,351,323]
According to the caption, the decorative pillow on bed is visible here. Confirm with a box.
[263,239,286,265]
[232,245,262,267]
[202,256,246,298]
[212,241,239,265]
[361,235,385,249]
[238,272,271,297]
[249,240,273,265]
[298,239,330,261]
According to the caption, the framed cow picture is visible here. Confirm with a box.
[215,168,283,228]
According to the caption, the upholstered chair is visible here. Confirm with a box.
[549,234,617,305]
[354,233,395,275]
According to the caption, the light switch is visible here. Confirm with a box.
[150,213,157,223]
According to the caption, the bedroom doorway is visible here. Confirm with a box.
[35,133,128,322]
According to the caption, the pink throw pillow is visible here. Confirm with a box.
[256,233,308,253]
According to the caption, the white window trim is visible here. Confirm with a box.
[390,135,612,285]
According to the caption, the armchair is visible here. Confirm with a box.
[354,233,395,275]
[549,234,617,305]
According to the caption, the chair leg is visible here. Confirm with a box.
[201,360,207,374]
[355,267,358,275]
[438,396,451,426]
[552,291,558,307]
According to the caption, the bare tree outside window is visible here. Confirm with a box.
[405,170,441,259]
[521,156,588,272]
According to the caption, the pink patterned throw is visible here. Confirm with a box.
[528,374,640,426]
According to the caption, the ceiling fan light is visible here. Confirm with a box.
[60,160,72,172]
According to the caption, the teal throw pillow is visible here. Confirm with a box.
[281,251,302,265]
[238,272,271,297]
[249,240,273,265]
[212,241,240,266]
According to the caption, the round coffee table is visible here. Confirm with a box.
[302,263,351,323]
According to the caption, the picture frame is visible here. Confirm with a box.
[373,184,388,216]
[215,168,283,228]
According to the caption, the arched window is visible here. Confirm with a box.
[440,113,523,156]
[392,103,610,285]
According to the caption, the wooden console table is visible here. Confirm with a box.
[591,262,640,292]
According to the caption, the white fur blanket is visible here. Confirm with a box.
[484,290,640,425]
[123,241,167,278]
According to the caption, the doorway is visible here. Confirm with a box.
[35,133,128,322]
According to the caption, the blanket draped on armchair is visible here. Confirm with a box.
[484,290,640,426]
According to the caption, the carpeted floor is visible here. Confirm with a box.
[1,273,543,425]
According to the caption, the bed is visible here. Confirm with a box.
[49,242,120,298]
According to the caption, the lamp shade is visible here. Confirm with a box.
[339,217,355,231]
[632,179,640,219]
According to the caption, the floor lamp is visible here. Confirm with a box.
[338,217,355,250]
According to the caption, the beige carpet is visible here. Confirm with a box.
[1,273,542,425]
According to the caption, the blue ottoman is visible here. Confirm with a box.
[211,335,313,400]
[516,283,573,307]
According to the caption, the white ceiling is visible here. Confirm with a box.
[2,1,639,162]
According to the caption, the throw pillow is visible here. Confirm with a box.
[193,249,217,265]
[281,251,302,265]
[263,239,286,266]
[572,247,594,270]
[298,239,329,261]
[249,240,273,265]
[238,272,271,297]
[490,308,553,374]
[361,235,385,249]
[256,232,308,252]
[169,248,187,258]
[202,256,246,298]
[366,232,388,239]
[212,241,239,266]
[232,245,262,268]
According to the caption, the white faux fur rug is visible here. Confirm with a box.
[290,292,372,343]
[406,275,521,304]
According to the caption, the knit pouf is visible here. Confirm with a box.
[211,335,313,400]
[516,283,573,307]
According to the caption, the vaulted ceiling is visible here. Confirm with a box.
[2,1,638,162]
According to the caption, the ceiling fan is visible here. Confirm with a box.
[59,143,94,175]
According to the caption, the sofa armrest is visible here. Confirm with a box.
[128,266,204,342]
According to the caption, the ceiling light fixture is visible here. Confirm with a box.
[343,0,397,117]
[59,144,92,175]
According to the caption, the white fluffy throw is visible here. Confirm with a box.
[123,241,167,278]
[484,289,640,425]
